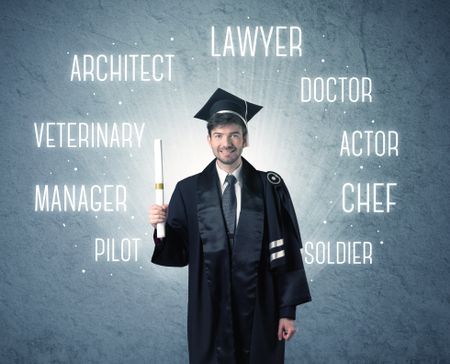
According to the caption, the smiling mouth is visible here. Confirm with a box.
[220,149,236,153]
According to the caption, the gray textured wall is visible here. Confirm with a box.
[1,0,449,363]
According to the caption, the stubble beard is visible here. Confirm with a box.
[216,147,240,166]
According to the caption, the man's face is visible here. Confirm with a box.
[208,123,247,166]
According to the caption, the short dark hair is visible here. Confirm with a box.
[207,113,248,137]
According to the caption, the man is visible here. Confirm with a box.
[149,88,311,364]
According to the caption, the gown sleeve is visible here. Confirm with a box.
[151,182,189,267]
[264,172,312,319]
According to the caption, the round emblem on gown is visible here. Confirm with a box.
[267,171,281,185]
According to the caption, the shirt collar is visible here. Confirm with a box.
[216,160,243,187]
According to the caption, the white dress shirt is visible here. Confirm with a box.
[216,161,242,226]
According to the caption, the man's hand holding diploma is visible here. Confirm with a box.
[149,204,168,229]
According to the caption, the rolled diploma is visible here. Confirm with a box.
[154,139,165,238]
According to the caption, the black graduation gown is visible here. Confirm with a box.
[151,158,311,364]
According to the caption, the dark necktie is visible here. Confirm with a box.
[222,174,237,239]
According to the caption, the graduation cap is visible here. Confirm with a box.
[194,88,263,125]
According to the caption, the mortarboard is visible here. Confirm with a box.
[194,88,263,125]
